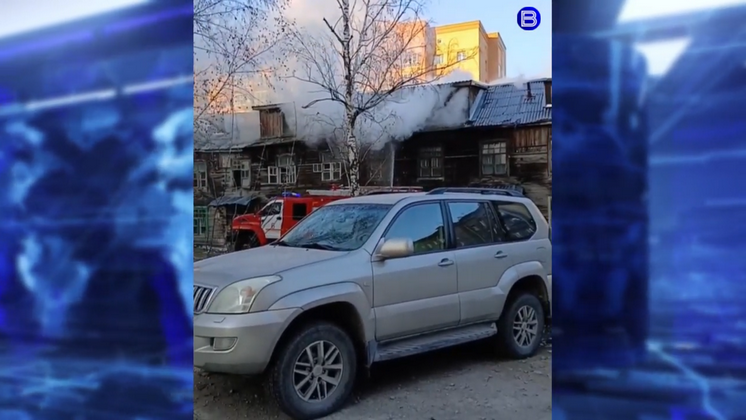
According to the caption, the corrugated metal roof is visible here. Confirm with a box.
[469,78,552,127]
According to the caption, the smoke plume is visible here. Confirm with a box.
[254,0,475,150]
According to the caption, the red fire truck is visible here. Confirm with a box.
[229,187,422,251]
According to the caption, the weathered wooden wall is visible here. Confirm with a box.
[393,124,552,217]
[194,139,394,248]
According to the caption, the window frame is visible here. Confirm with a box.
[194,161,208,188]
[443,199,505,250]
[321,162,342,181]
[479,140,508,176]
[228,158,251,188]
[267,164,297,185]
[456,51,466,61]
[291,203,308,221]
[417,146,444,179]
[194,206,209,237]
[381,200,451,256]
[314,152,342,181]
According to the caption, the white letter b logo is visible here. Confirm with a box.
[517,7,541,31]
[521,11,537,28]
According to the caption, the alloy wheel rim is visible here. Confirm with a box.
[512,305,539,347]
[292,340,344,402]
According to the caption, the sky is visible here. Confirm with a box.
[2,0,743,82]
[427,0,552,78]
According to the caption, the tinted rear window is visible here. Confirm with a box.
[490,202,537,241]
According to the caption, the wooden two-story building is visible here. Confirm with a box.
[393,78,552,219]
[195,78,552,247]
[194,104,393,247]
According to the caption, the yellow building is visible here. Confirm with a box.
[433,20,506,83]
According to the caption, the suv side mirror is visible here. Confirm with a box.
[376,238,414,260]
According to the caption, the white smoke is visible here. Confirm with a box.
[487,50,551,87]
[251,0,474,150]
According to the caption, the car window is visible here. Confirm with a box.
[291,203,307,220]
[259,202,281,217]
[278,204,391,251]
[447,201,496,247]
[490,202,537,241]
[386,203,445,254]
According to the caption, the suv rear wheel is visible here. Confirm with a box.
[267,321,357,420]
[495,293,545,359]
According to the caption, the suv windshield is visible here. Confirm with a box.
[275,204,391,251]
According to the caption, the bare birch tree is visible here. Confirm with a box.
[193,0,291,138]
[290,0,471,196]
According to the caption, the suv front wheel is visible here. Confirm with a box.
[267,321,357,420]
[495,293,545,359]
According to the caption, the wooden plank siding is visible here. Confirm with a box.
[392,124,552,217]
[194,139,394,247]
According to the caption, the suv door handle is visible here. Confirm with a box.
[438,258,454,267]
[494,251,508,259]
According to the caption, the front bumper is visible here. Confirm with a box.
[194,308,300,375]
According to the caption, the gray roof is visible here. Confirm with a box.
[469,78,552,127]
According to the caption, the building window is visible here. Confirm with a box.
[313,152,342,181]
[456,51,466,61]
[194,206,209,237]
[402,51,420,67]
[433,55,443,65]
[194,161,208,188]
[228,159,251,188]
[481,141,508,175]
[268,154,296,184]
[418,146,443,178]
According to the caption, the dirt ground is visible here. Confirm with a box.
[194,343,551,420]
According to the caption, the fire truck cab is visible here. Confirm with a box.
[229,187,423,251]
[230,193,342,251]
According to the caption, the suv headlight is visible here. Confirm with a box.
[207,276,281,314]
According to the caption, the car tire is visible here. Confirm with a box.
[230,231,258,252]
[267,321,357,420]
[495,293,545,359]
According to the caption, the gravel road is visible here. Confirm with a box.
[194,342,551,420]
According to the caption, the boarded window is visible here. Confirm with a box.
[259,109,285,138]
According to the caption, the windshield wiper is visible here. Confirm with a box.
[272,240,291,247]
[295,242,342,251]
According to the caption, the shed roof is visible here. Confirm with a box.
[469,78,552,127]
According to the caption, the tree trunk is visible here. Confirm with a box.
[339,0,361,196]
[345,115,360,196]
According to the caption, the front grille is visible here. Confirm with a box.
[193,285,215,313]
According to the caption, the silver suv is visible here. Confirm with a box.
[194,188,552,419]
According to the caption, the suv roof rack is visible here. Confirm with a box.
[426,187,524,197]
[363,187,424,196]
